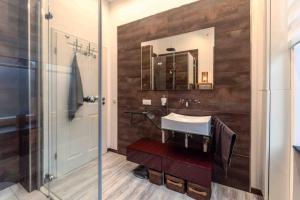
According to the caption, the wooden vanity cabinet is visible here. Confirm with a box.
[127,139,168,171]
[127,138,212,194]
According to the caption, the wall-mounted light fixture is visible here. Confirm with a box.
[202,72,208,83]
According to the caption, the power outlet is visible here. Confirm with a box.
[142,99,152,105]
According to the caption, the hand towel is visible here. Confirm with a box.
[212,117,237,177]
[68,55,84,120]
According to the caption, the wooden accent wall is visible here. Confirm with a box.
[0,0,40,192]
[0,118,20,190]
[118,0,251,191]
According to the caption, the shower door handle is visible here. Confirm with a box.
[102,97,106,105]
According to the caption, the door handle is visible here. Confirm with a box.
[102,97,106,105]
[83,96,98,103]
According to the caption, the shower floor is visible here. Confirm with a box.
[0,184,47,200]
[46,158,98,200]
[46,152,263,200]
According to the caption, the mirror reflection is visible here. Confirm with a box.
[141,27,215,91]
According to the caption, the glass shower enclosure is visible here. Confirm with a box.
[0,1,100,199]
[41,0,100,199]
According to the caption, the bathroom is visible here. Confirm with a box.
[0,0,298,200]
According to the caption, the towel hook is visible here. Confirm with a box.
[74,39,79,53]
[88,43,91,56]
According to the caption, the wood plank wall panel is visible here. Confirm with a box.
[0,130,20,190]
[0,0,40,192]
[0,0,28,190]
[0,0,28,59]
[118,0,251,191]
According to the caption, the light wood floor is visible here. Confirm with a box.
[0,152,264,200]
[49,152,263,200]
[102,152,263,200]
[0,184,47,200]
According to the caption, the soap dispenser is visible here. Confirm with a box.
[161,95,167,106]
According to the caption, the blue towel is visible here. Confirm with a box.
[68,55,84,120]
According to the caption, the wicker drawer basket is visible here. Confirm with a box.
[187,182,211,200]
[165,174,186,194]
[148,169,163,185]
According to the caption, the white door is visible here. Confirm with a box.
[49,30,99,177]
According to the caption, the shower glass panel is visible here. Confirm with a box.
[151,53,195,90]
[42,0,100,199]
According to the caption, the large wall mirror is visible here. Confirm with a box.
[141,27,215,91]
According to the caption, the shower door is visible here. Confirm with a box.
[48,30,99,177]
[42,0,100,199]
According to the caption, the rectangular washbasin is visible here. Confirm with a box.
[161,113,211,136]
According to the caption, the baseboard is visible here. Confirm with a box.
[251,187,263,196]
[107,148,119,154]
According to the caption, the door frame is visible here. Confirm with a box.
[102,46,108,154]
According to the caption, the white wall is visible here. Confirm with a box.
[105,0,198,150]
[250,0,269,196]
[294,45,300,146]
[268,0,292,199]
[291,32,300,200]
[102,0,113,151]
[48,0,99,43]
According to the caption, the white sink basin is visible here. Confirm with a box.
[161,113,211,136]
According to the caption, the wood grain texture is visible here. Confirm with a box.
[37,152,261,200]
[0,131,20,188]
[0,0,40,192]
[118,0,251,191]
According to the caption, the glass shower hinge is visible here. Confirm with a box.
[44,174,55,183]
